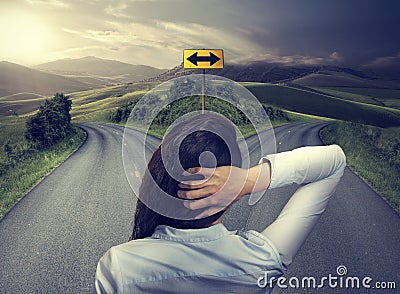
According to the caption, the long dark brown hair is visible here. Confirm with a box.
[130,113,242,240]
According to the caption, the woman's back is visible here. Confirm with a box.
[95,114,346,293]
[96,224,283,293]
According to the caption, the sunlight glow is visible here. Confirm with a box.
[0,10,50,62]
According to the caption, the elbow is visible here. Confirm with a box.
[331,144,346,175]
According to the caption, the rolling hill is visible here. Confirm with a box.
[291,69,399,88]
[245,83,400,127]
[35,56,166,85]
[1,55,399,127]
[0,61,91,97]
[64,81,400,128]
[147,61,400,89]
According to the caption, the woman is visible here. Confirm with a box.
[95,113,346,293]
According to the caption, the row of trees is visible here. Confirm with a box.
[110,79,289,125]
[111,96,289,125]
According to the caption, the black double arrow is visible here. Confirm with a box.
[187,52,220,66]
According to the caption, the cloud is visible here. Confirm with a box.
[6,0,400,69]
[232,51,343,66]
[61,28,81,35]
[59,19,267,66]
[25,0,69,8]
[366,52,400,71]
[60,18,348,68]
[47,45,119,60]
[104,2,131,19]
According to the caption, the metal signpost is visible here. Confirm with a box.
[183,49,224,113]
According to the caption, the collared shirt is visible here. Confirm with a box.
[95,145,346,293]
[96,224,283,293]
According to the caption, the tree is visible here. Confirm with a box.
[25,93,73,149]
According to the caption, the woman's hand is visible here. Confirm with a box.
[177,163,271,218]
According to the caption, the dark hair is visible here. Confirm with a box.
[130,113,242,240]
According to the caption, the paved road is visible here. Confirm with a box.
[0,122,398,293]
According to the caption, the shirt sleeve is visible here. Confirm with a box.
[259,144,346,270]
[95,247,123,294]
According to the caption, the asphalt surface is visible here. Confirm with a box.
[0,122,398,293]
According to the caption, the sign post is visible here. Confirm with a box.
[183,49,224,113]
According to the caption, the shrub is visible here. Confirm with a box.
[25,93,73,149]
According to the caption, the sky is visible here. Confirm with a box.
[0,0,399,70]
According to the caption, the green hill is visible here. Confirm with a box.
[3,78,400,128]
[310,87,400,110]
[0,61,91,97]
[35,56,165,84]
[245,83,400,127]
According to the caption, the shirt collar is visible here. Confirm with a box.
[151,223,235,243]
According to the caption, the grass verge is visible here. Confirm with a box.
[320,121,400,213]
[0,124,86,219]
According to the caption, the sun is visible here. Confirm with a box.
[0,10,50,63]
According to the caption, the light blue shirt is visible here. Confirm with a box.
[95,224,284,293]
[95,145,346,293]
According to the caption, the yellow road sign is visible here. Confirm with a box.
[183,49,224,69]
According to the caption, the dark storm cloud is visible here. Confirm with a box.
[236,0,400,66]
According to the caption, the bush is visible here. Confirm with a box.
[25,93,73,149]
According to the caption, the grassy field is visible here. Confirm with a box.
[320,121,400,213]
[0,92,44,101]
[0,82,158,118]
[320,87,400,99]
[244,83,400,127]
[0,96,48,116]
[0,116,86,219]
[70,83,157,122]
[309,87,384,106]
[310,87,400,109]
[4,81,399,128]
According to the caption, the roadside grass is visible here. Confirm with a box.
[0,117,86,219]
[320,121,400,213]
[244,83,400,127]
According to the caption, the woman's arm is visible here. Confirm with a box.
[259,145,346,269]
[178,145,346,268]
